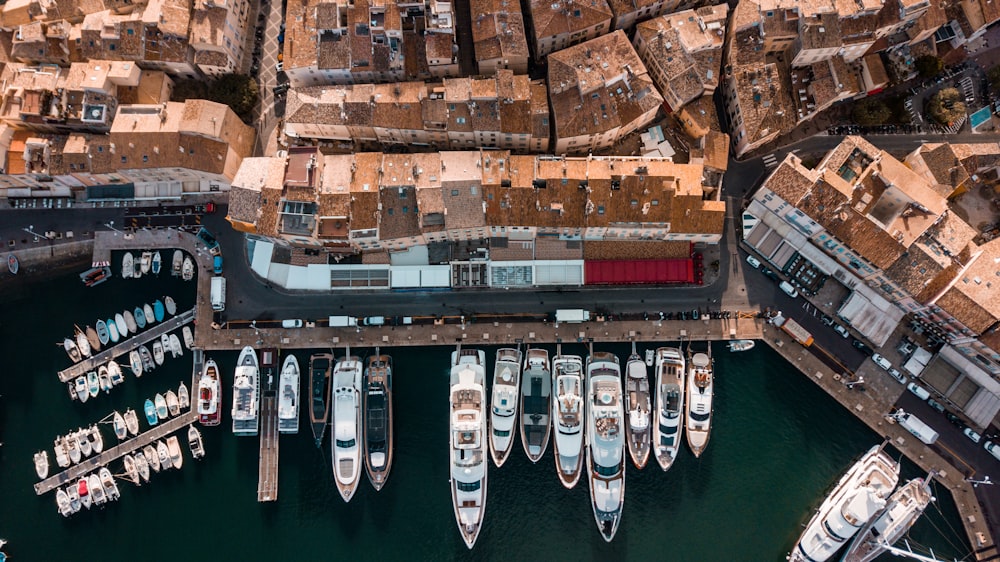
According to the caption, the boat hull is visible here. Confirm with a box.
[488,349,521,468]
[363,355,393,491]
[309,354,332,447]
[332,356,363,502]
[520,349,552,463]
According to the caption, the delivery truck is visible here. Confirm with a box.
[555,309,591,323]
[773,314,814,347]
[892,409,939,445]
[210,276,226,311]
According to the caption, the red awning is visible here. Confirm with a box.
[585,259,694,285]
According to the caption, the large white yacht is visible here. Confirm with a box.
[520,348,552,463]
[841,474,935,562]
[789,444,900,562]
[231,347,260,436]
[449,348,488,549]
[624,345,651,469]
[363,353,394,491]
[653,347,685,471]
[685,347,714,458]
[489,348,522,467]
[586,351,626,543]
[332,353,363,502]
[198,359,222,426]
[551,352,585,489]
[278,354,300,434]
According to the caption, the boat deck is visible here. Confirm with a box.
[257,392,279,502]
[57,308,195,383]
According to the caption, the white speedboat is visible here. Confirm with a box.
[78,429,92,457]
[139,344,154,372]
[449,348,488,549]
[78,477,92,510]
[167,435,183,470]
[278,354,300,434]
[145,444,160,473]
[75,376,89,402]
[54,437,70,468]
[841,474,935,562]
[75,328,91,358]
[165,296,176,316]
[56,489,72,517]
[107,319,119,343]
[182,256,194,281]
[178,381,189,410]
[123,454,139,484]
[107,361,123,386]
[586,351,626,542]
[153,393,168,419]
[113,411,127,440]
[90,424,103,454]
[624,345,651,469]
[89,473,107,505]
[33,450,49,480]
[188,424,206,459]
[551,353,585,489]
[98,365,112,393]
[685,347,714,458]
[140,251,152,275]
[152,340,165,366]
[157,440,172,470]
[129,350,143,377]
[788,445,900,562]
[67,432,81,464]
[115,313,129,338]
[87,371,99,398]
[232,347,260,435]
[488,348,522,467]
[143,304,155,326]
[99,467,119,501]
[172,250,183,276]
[63,337,81,363]
[332,352,363,502]
[199,358,222,426]
[169,333,183,358]
[124,408,140,436]
[122,252,134,279]
[134,450,150,482]
[67,483,81,513]
[161,333,172,359]
[182,326,194,349]
[653,347,685,471]
[166,390,180,417]
[728,339,755,352]
[520,348,552,463]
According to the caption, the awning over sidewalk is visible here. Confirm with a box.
[585,259,693,285]
[837,291,904,347]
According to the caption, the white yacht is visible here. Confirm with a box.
[551,353,585,489]
[33,450,49,480]
[685,347,714,458]
[278,354,300,434]
[624,345,651,469]
[586,351,626,542]
[653,347,685,471]
[520,348,552,463]
[331,353,363,502]
[789,444,900,562]
[488,348,522,467]
[449,348,488,549]
[231,347,260,436]
[53,437,69,468]
[841,474,935,562]
[134,450,150,482]
[56,489,72,517]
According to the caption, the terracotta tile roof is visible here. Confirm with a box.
[798,13,841,51]
[701,130,729,172]
[941,238,1000,332]
[470,0,528,63]
[440,151,486,230]
[583,240,691,259]
[907,143,969,197]
[528,0,613,42]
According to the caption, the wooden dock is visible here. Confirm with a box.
[58,308,196,383]
[257,393,279,502]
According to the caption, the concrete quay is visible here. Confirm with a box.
[762,322,997,560]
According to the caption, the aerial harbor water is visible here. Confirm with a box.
[0,271,971,560]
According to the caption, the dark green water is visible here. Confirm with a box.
[0,271,972,561]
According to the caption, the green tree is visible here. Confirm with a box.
[170,74,258,123]
[914,55,943,79]
[927,88,966,125]
[852,98,891,125]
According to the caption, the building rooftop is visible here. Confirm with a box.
[528,0,613,44]
[470,0,529,64]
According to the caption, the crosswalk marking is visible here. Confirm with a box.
[762,154,778,168]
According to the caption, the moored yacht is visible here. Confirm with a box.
[586,351,626,542]
[198,358,222,426]
[232,347,260,436]
[278,354,300,434]
[653,347,685,471]
[188,424,206,459]
[145,444,160,473]
[113,411,127,440]
[56,489,72,517]
[488,348,522,467]
[309,353,333,447]
[788,444,900,562]
[178,381,189,410]
[685,346,714,458]
[89,473,106,506]
[99,467,119,501]
[167,436,183,469]
[134,450,150,482]
[624,345,651,469]
[33,450,49,480]
[449,348,488,549]
[841,474,935,562]
[520,348,552,463]
[331,352,363,502]
[129,350,143,378]
[123,454,139,484]
[363,353,393,491]
[551,352,585,489]
[54,437,69,468]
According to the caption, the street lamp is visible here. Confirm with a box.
[104,221,123,235]
[22,224,44,241]
[966,476,993,488]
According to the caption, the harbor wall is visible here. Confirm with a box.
[1,239,93,290]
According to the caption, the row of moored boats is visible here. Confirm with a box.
[142,383,190,427]
[121,250,194,281]
[61,297,179,365]
[39,425,105,475]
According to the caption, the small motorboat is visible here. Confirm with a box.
[144,398,159,426]
[134,306,147,329]
[123,454,139,484]
[172,250,183,276]
[188,424,205,459]
[153,300,165,322]
[75,376,89,402]
[178,381,190,410]
[108,361,124,385]
[113,411,127,440]
[140,251,152,275]
[145,444,161,472]
[143,304,155,325]
[165,296,177,316]
[182,326,194,349]
[134,451,150,482]
[77,429,91,457]
[63,338,81,363]
[96,319,110,346]
[86,325,101,352]
[80,266,112,287]
[89,425,103,454]
[78,477,92,510]
[182,256,194,281]
[114,313,129,338]
[124,310,138,334]
[151,251,162,275]
[157,440,172,470]
[67,381,77,401]
[107,318,120,343]
[86,371,99,398]
[98,365,112,393]
[728,339,755,352]
[54,437,70,468]
[165,390,180,417]
[99,467,119,501]
[169,333,183,358]
[129,350,143,377]
[132,253,142,278]
[33,450,49,480]
[160,333,171,359]
[122,252,133,279]
[75,328,92,358]
[154,393,169,419]
[8,253,18,274]
[166,436,183,469]
[152,340,165,366]
[67,483,81,513]
[124,408,140,436]
[89,474,106,505]
[139,345,154,372]
[56,489,72,517]
[67,435,81,464]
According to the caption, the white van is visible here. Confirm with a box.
[906,382,930,401]
[281,319,303,328]
[871,353,892,371]
[779,281,798,298]
[985,441,1000,462]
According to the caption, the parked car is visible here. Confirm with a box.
[946,412,964,426]
[281,319,303,328]
[986,441,1000,462]
[907,382,930,401]
[745,255,761,269]
[363,316,386,326]
[833,324,850,338]
[852,339,873,355]
[871,353,891,371]
[927,398,946,414]
[762,268,779,281]
[964,427,982,443]
[779,281,799,298]
[887,368,906,385]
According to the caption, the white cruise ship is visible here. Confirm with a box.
[231,347,260,436]
[277,354,300,434]
[586,351,625,542]
[653,347,685,470]
[332,353,363,502]
[551,353,585,489]
[789,444,900,562]
[489,348,522,467]
[449,348,488,549]
[685,348,714,458]
[841,474,935,562]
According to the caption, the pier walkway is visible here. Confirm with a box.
[58,308,195,383]
[34,411,197,495]
[257,393,278,502]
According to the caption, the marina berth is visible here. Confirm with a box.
[90,425,103,454]
[133,254,142,278]
[155,393,169,420]
[139,345,154,372]
[56,489,71,517]
[99,467,119,501]
[108,361,124,386]
[278,355,301,434]
[685,347,714,458]
[89,474,106,506]
[166,390,180,417]
[98,365,112,393]
[115,313,129,338]
[489,348,522,468]
[182,326,194,349]
[144,399,159,426]
[449,348,488,549]
[152,340,165,366]
[363,353,393,491]
[78,429,92,457]
[140,252,152,275]
[75,329,92,359]
[54,438,69,469]
[653,347,685,471]
[63,338,81,363]
[86,326,101,353]
[551,353,585,489]
[586,351,626,542]
[123,454,139,485]
[332,353,363,502]
[165,296,176,316]
[75,376,89,403]
[182,256,194,281]
[624,344,651,469]
[309,353,333,447]
[157,440,171,470]
[232,347,261,436]
[520,348,552,463]
[153,300,165,323]
[151,251,162,275]
[172,250,183,276]
[169,334,183,358]
[67,484,81,513]
[87,371,99,398]
[129,350,143,377]
[78,477,91,510]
